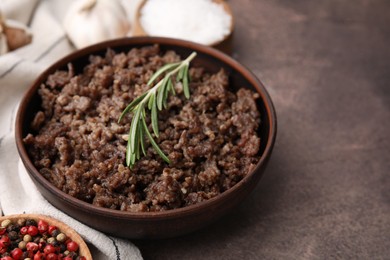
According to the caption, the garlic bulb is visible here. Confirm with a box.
[0,12,33,55]
[63,0,131,49]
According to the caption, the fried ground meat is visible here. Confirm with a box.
[24,45,261,212]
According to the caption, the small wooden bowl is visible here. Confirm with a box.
[0,214,92,259]
[133,0,234,53]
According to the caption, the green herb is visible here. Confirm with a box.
[118,52,197,167]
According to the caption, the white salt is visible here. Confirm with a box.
[139,0,232,45]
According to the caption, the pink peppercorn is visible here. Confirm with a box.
[11,248,23,260]
[26,242,39,252]
[44,244,57,255]
[46,253,58,260]
[0,236,10,247]
[20,226,28,235]
[38,220,49,234]
[48,225,58,236]
[33,251,44,260]
[28,225,39,236]
[66,241,79,252]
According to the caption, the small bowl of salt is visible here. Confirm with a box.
[133,0,234,53]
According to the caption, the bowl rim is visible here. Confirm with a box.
[15,36,277,220]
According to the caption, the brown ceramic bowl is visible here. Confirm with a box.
[15,37,276,239]
[0,214,92,259]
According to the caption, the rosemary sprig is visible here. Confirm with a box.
[118,52,197,167]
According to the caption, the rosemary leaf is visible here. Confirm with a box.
[148,92,155,110]
[141,116,170,163]
[130,151,136,166]
[168,77,175,95]
[118,92,147,123]
[157,76,169,110]
[163,78,172,108]
[147,62,180,86]
[119,52,197,167]
[126,137,132,166]
[134,124,140,160]
[151,99,159,137]
[176,65,185,82]
[139,117,146,156]
[183,65,190,99]
[129,107,142,152]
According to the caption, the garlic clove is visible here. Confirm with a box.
[3,19,33,51]
[63,0,131,49]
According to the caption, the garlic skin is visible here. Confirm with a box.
[63,0,131,49]
[0,22,9,55]
[3,19,33,51]
[0,12,33,55]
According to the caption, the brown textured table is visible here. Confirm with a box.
[134,1,390,259]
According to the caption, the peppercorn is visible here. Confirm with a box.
[28,226,39,237]
[51,240,60,248]
[22,251,30,259]
[56,233,67,243]
[23,234,33,242]
[37,220,49,234]
[18,240,27,250]
[46,252,58,260]
[26,241,39,252]
[0,235,11,247]
[47,237,56,244]
[48,226,58,236]
[11,247,23,259]
[20,226,28,235]
[33,236,42,243]
[43,244,57,255]
[16,218,26,227]
[8,230,19,240]
[6,223,20,233]
[51,229,60,238]
[25,219,37,227]
[67,241,79,252]
[59,243,67,252]
[1,219,11,228]
[33,251,43,259]
[10,240,20,250]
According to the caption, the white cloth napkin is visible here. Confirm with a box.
[0,0,143,259]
